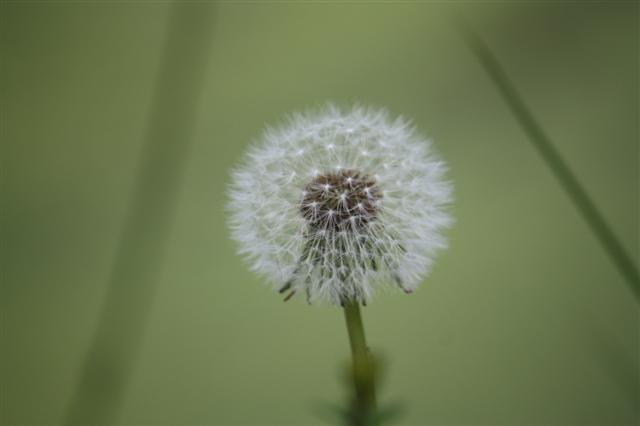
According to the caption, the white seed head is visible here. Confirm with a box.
[228,104,453,305]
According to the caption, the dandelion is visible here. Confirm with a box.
[228,104,452,306]
[228,104,452,424]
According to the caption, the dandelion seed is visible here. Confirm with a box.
[228,104,452,305]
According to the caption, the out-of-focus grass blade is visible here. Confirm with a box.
[64,2,216,424]
[456,20,639,302]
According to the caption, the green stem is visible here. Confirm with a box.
[343,300,377,424]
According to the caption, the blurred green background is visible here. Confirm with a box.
[1,1,638,425]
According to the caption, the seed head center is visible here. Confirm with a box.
[301,169,381,231]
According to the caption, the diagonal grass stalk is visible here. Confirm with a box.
[457,22,640,301]
[64,3,216,424]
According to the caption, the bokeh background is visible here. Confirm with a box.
[2,1,638,425]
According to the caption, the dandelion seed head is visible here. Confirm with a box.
[228,104,453,305]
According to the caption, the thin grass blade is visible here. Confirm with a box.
[456,20,639,301]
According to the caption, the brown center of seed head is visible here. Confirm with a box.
[300,169,381,231]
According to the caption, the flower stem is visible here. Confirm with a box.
[343,300,377,425]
